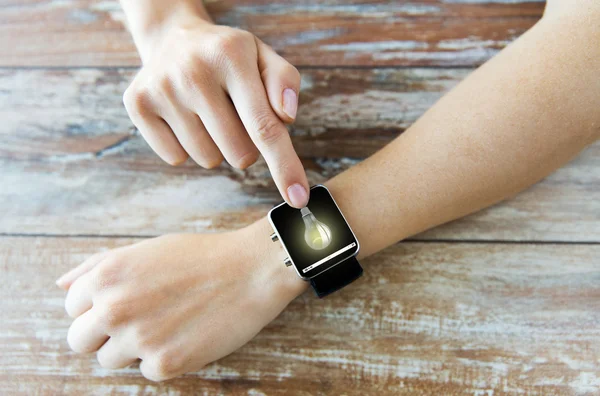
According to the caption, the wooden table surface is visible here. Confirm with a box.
[2,1,599,395]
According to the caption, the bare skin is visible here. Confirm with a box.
[119,0,309,207]
[57,0,600,382]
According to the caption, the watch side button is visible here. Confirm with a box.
[283,257,292,267]
[270,233,279,242]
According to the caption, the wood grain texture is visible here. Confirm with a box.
[0,0,545,67]
[1,237,599,395]
[2,2,598,394]
[1,68,599,240]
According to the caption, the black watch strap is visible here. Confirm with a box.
[309,256,363,298]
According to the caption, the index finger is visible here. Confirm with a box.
[226,67,309,208]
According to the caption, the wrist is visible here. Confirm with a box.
[239,218,308,302]
[121,1,213,63]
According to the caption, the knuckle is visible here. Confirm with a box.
[66,326,85,353]
[97,298,126,330]
[231,150,259,170]
[165,153,188,166]
[143,369,167,383]
[156,75,174,96]
[207,30,254,66]
[174,57,208,91]
[146,73,174,99]
[200,156,223,170]
[64,280,84,318]
[252,113,285,146]
[123,86,151,117]
[155,350,178,378]
[93,258,122,291]
[148,348,182,381]
[213,30,250,52]
[96,351,116,369]
[142,370,163,383]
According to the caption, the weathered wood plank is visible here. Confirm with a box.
[0,67,463,160]
[1,237,599,395]
[0,0,545,67]
[0,69,600,241]
[1,68,598,241]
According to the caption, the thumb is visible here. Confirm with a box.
[256,39,301,123]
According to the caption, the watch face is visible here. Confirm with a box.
[268,185,359,279]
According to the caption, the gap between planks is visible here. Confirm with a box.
[0,65,480,71]
[1,233,598,245]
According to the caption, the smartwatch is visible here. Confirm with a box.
[268,185,363,298]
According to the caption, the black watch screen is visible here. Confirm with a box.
[268,185,359,279]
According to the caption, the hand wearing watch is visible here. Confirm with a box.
[268,185,363,298]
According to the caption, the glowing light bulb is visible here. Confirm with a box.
[301,207,332,250]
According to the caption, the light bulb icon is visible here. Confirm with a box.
[301,207,332,250]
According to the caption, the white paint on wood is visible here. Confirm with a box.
[320,41,430,52]
[373,48,500,64]
[437,38,512,50]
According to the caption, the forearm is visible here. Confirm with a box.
[256,8,600,291]
[119,0,212,61]
[331,12,599,258]
[328,13,599,258]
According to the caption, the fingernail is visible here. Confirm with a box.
[282,88,298,120]
[287,183,308,208]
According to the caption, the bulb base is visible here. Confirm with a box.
[300,207,311,216]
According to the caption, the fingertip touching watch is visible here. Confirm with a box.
[268,185,363,298]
